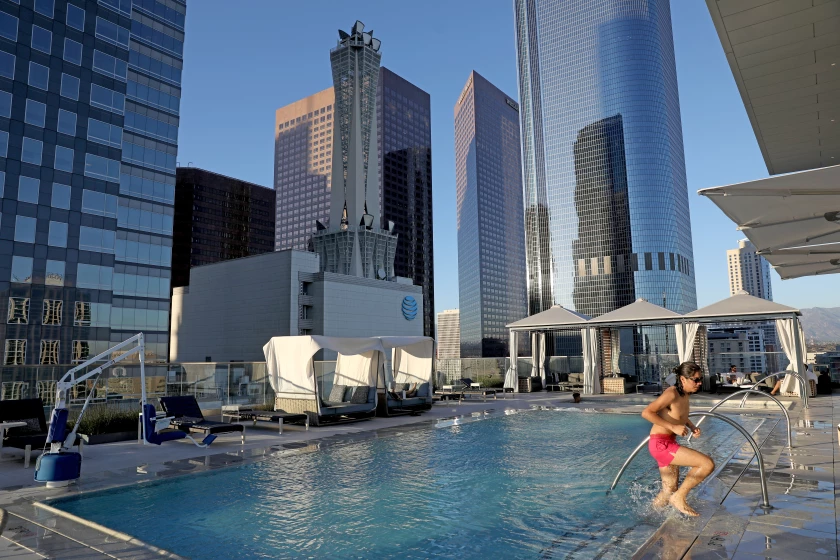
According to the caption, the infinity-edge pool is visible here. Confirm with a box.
[51,410,760,559]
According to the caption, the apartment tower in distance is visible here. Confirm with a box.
[275,68,434,336]
[515,0,697,318]
[172,168,275,288]
[436,309,460,359]
[728,239,772,300]
[454,71,527,357]
[0,0,186,369]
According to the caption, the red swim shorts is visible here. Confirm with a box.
[649,434,680,467]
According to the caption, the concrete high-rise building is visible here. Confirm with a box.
[275,67,434,336]
[727,239,772,300]
[436,309,460,359]
[0,0,186,368]
[274,89,334,251]
[454,71,527,357]
[172,168,275,288]
[377,68,434,337]
[515,0,697,317]
[308,21,397,282]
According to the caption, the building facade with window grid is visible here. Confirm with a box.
[515,0,697,318]
[172,167,275,288]
[0,0,185,368]
[454,71,527,358]
[275,67,435,337]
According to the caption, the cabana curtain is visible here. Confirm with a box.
[582,328,601,394]
[506,331,518,392]
[675,322,700,363]
[776,318,805,395]
[531,332,546,385]
[389,339,434,387]
[610,329,621,374]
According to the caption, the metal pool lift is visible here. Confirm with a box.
[34,333,214,487]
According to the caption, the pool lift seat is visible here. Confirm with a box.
[35,333,216,488]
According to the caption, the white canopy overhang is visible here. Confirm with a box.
[699,165,840,278]
[506,305,591,331]
[263,336,433,400]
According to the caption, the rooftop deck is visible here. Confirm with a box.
[0,391,835,559]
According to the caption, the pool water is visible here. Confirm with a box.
[52,410,761,559]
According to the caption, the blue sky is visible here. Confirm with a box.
[175,1,837,313]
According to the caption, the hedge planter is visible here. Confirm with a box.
[79,431,137,445]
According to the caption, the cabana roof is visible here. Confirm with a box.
[506,305,591,331]
[588,298,681,326]
[684,291,800,321]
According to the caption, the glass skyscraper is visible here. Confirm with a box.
[0,0,185,371]
[454,71,527,357]
[515,0,697,318]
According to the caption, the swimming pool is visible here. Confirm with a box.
[51,410,761,559]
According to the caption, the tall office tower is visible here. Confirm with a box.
[312,21,398,280]
[0,0,185,369]
[275,68,435,335]
[377,67,434,337]
[436,309,460,359]
[274,89,333,251]
[172,168,275,288]
[515,0,697,317]
[454,71,527,357]
[728,239,773,300]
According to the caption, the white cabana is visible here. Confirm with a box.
[582,328,601,394]
[699,165,840,279]
[507,305,592,393]
[263,335,432,425]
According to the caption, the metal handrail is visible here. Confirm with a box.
[609,412,773,510]
[739,371,809,409]
[689,389,791,449]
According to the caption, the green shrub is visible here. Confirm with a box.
[68,406,137,436]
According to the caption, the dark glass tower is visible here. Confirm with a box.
[172,168,275,288]
[377,67,434,337]
[454,71,527,357]
[515,0,697,317]
[0,0,185,370]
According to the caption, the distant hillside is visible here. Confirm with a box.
[800,307,840,344]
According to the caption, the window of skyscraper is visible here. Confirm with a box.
[82,189,118,217]
[84,153,120,181]
[54,146,74,172]
[50,183,70,209]
[31,25,52,54]
[10,256,33,283]
[14,215,36,243]
[48,221,68,247]
[95,17,129,48]
[0,90,11,117]
[28,62,49,90]
[24,99,46,127]
[66,4,85,31]
[4,340,26,365]
[7,297,29,323]
[57,109,77,135]
[39,340,59,364]
[77,263,113,290]
[45,259,64,286]
[93,50,127,81]
[0,52,14,79]
[42,300,62,325]
[0,12,17,42]
[90,84,125,114]
[63,38,82,65]
[21,137,43,165]
[34,0,54,18]
[0,130,7,157]
[60,73,80,100]
[18,176,40,203]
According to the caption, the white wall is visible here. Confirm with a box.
[170,251,319,362]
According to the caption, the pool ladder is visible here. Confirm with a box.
[608,411,774,510]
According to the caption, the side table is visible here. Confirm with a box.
[0,421,26,460]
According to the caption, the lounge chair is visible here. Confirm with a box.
[221,405,309,434]
[460,379,502,401]
[159,396,245,444]
[379,382,433,416]
[0,398,59,468]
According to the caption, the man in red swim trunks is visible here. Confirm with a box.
[641,362,715,516]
